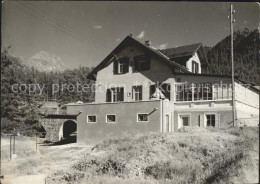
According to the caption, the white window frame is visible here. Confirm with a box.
[178,113,191,128]
[118,61,126,74]
[204,113,217,127]
[137,113,149,122]
[110,87,124,102]
[133,85,142,101]
[106,114,116,123]
[87,115,97,123]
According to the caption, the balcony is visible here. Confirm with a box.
[175,83,232,102]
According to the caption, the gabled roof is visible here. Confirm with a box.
[159,43,209,67]
[159,43,202,58]
[87,35,190,80]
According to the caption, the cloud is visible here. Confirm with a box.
[158,43,168,50]
[137,31,145,39]
[93,25,103,29]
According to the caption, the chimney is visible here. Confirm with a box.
[129,33,133,37]
[145,40,151,47]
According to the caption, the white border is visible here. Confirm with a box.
[106,114,116,123]
[204,113,218,127]
[137,113,149,122]
[178,113,191,128]
[87,115,97,123]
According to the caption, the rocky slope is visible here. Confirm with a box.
[27,51,67,72]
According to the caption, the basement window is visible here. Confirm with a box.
[137,114,149,122]
[87,115,96,123]
[206,114,215,127]
[106,115,116,123]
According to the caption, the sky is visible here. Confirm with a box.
[2,1,259,69]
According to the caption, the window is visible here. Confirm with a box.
[161,83,171,100]
[179,115,190,128]
[222,85,228,99]
[137,114,148,122]
[175,83,213,102]
[206,114,215,127]
[87,115,96,123]
[114,58,129,74]
[106,87,124,102]
[213,85,219,100]
[176,84,186,101]
[133,55,150,72]
[192,61,199,73]
[182,117,189,126]
[133,86,142,101]
[106,115,116,123]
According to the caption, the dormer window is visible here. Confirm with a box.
[192,61,199,73]
[114,57,129,74]
[133,55,150,72]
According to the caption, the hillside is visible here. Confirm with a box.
[1,127,258,184]
[202,28,259,84]
[41,127,257,184]
[1,48,94,136]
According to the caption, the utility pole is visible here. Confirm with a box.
[230,4,236,127]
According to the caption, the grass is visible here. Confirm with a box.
[47,127,259,184]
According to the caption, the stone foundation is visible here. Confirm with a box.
[41,118,76,142]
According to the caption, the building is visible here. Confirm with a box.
[67,35,259,145]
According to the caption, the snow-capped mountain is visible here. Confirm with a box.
[27,51,67,72]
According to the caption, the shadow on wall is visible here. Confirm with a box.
[51,120,77,146]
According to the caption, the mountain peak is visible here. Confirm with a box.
[27,51,67,72]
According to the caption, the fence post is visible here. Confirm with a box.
[9,135,12,160]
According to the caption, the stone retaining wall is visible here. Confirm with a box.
[41,118,76,142]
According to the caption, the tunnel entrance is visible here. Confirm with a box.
[61,120,77,144]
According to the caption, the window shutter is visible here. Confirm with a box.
[215,114,220,128]
[150,85,156,98]
[199,114,205,128]
[120,87,124,101]
[140,86,143,100]
[125,58,129,73]
[113,60,118,74]
[106,89,111,102]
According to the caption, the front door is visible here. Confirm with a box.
[162,114,170,132]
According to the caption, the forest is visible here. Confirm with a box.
[202,28,259,84]
[1,48,94,135]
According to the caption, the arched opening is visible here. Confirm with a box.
[61,120,77,144]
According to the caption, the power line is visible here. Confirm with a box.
[18,3,107,51]
[13,3,107,52]
[26,2,107,50]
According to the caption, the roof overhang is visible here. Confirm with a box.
[87,35,190,80]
